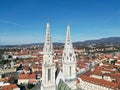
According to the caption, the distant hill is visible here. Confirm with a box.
[1,37,120,48]
[0,42,64,48]
[73,37,120,46]
[84,37,120,44]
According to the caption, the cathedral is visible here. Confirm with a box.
[41,22,77,90]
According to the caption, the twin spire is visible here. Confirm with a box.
[42,22,76,90]
[43,22,73,54]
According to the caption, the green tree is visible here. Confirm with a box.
[27,83,35,89]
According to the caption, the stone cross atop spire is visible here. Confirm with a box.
[43,22,53,54]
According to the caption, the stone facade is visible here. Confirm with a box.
[41,22,56,90]
[62,25,77,89]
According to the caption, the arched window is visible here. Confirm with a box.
[48,69,51,81]
[69,66,71,77]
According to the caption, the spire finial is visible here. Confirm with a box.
[67,24,70,31]
[46,17,50,27]
[47,21,50,28]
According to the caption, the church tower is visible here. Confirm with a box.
[41,22,56,90]
[62,25,76,89]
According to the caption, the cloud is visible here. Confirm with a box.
[0,19,24,27]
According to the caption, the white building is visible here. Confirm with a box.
[79,75,118,90]
[10,60,14,68]
[41,22,56,90]
[62,25,77,89]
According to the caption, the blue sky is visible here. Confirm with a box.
[0,0,120,45]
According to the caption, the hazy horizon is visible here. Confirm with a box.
[0,36,120,46]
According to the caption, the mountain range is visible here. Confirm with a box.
[73,37,120,46]
[1,37,120,47]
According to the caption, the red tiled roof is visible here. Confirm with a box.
[19,73,36,79]
[76,78,80,84]
[105,54,112,58]
[34,70,42,74]
[1,84,19,90]
[92,70,103,76]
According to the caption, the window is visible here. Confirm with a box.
[64,53,66,56]
[69,66,71,77]
[69,53,72,57]
[67,56,69,60]
[74,56,75,61]
[48,69,51,81]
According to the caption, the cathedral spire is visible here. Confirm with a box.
[43,21,53,54]
[65,24,73,49]
[63,24,76,63]
[62,24,76,89]
[41,22,55,90]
